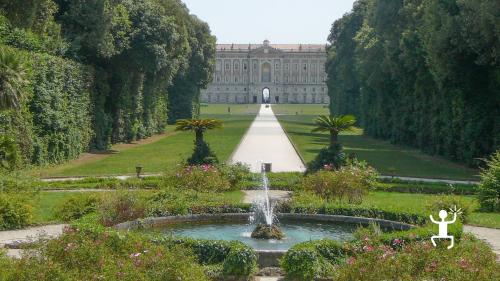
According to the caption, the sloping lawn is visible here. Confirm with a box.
[275,113,478,180]
[37,112,256,177]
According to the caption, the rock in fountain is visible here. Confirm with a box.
[251,223,285,240]
[251,166,284,240]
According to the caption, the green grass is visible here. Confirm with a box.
[200,103,260,115]
[37,110,256,177]
[31,191,102,224]
[275,112,479,180]
[272,104,330,115]
[362,191,500,228]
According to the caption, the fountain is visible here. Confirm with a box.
[250,165,285,240]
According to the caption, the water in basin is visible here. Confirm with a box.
[155,220,357,251]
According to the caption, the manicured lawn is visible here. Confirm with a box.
[362,192,500,229]
[200,103,260,115]
[31,191,102,224]
[272,104,329,115]
[36,110,256,177]
[275,111,479,180]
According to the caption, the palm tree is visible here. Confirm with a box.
[0,47,28,111]
[311,115,356,146]
[175,118,223,143]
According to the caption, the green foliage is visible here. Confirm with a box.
[98,191,147,226]
[0,45,93,165]
[280,191,428,225]
[163,164,231,192]
[0,228,210,281]
[0,45,28,110]
[311,114,356,145]
[0,134,20,170]
[302,161,378,204]
[327,0,499,166]
[426,194,472,223]
[376,179,477,195]
[54,194,100,221]
[0,193,32,230]
[332,236,500,281]
[222,241,257,277]
[478,151,500,212]
[218,162,251,190]
[146,188,250,217]
[188,140,219,165]
[155,237,257,278]
[1,0,216,157]
[280,240,340,280]
[307,143,346,173]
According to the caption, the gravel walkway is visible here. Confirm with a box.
[0,224,68,258]
[230,104,306,173]
[243,190,291,204]
[464,225,500,261]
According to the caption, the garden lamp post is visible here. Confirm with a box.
[136,164,143,178]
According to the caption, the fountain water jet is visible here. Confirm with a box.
[250,164,284,240]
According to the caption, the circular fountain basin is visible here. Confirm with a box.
[116,213,412,251]
[116,213,413,267]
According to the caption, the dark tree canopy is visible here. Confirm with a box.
[0,0,216,165]
[326,0,499,166]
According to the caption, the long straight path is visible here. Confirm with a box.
[231,104,305,173]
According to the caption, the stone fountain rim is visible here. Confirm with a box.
[114,213,414,234]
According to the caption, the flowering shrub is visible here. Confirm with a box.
[99,191,147,226]
[281,235,500,281]
[301,161,378,204]
[333,235,500,281]
[164,164,231,192]
[478,151,500,212]
[0,228,209,281]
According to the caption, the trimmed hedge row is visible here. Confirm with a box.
[277,202,428,226]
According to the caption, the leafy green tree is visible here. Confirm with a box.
[326,0,499,166]
[0,47,27,111]
[312,115,356,146]
[478,151,500,212]
[175,118,222,165]
[175,118,222,144]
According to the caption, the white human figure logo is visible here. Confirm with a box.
[430,210,457,249]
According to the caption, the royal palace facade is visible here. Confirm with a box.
[201,40,329,104]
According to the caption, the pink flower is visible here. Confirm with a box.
[363,245,374,252]
[130,252,141,258]
[347,256,356,265]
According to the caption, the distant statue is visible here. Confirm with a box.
[430,210,457,249]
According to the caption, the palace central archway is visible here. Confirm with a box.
[262,88,270,104]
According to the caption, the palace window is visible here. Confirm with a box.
[261,62,271,83]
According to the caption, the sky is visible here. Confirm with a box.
[182,0,357,44]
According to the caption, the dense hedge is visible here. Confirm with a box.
[0,0,215,164]
[327,0,499,166]
[0,45,93,165]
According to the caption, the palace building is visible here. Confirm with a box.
[201,40,329,104]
